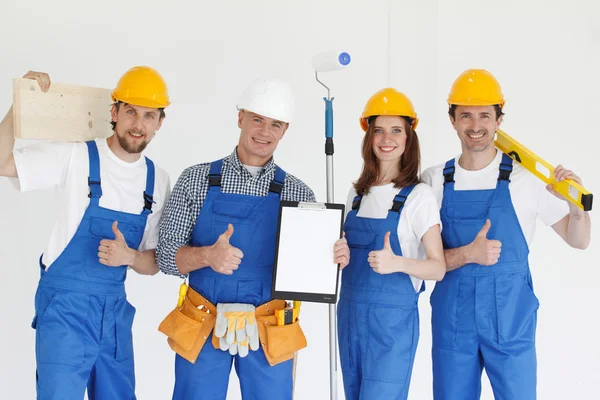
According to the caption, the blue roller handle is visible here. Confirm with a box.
[324,97,334,139]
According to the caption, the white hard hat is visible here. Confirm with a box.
[236,78,295,124]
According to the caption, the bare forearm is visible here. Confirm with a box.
[175,245,212,275]
[443,245,472,272]
[128,249,159,275]
[566,206,591,249]
[396,256,446,281]
[0,106,17,177]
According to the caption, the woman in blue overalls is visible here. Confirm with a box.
[338,88,446,400]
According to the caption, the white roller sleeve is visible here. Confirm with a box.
[311,50,351,72]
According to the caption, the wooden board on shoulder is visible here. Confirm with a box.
[13,78,113,141]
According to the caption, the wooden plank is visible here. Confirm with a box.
[12,78,113,141]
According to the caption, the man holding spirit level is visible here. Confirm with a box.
[422,68,591,400]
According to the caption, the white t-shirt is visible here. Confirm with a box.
[243,164,264,178]
[11,138,171,268]
[421,150,569,247]
[345,183,441,292]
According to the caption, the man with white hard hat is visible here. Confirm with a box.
[157,78,350,399]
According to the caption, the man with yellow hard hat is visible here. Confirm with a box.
[422,69,591,399]
[0,67,171,398]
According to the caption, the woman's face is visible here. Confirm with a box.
[371,115,408,163]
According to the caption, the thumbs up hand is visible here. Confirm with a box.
[220,223,235,242]
[468,219,502,266]
[368,232,405,274]
[98,221,136,267]
[207,224,244,275]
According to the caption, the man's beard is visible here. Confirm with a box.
[117,130,149,154]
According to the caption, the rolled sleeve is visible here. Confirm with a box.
[11,141,75,192]
[409,184,443,241]
[157,167,200,277]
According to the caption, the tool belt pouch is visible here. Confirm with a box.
[256,300,308,366]
[158,289,216,364]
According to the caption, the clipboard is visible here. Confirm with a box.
[271,201,345,304]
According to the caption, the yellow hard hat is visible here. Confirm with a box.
[112,66,170,108]
[360,88,418,131]
[448,69,504,108]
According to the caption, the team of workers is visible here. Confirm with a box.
[0,66,590,400]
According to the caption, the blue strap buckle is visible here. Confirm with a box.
[443,166,455,184]
[390,195,408,212]
[269,180,284,194]
[143,191,156,212]
[87,177,102,198]
[498,163,513,181]
[208,174,221,187]
[351,195,362,211]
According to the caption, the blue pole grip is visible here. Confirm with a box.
[324,97,334,139]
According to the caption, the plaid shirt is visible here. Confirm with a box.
[157,148,316,277]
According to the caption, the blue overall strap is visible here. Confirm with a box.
[351,195,363,211]
[442,158,456,187]
[142,156,156,215]
[389,185,416,213]
[208,159,224,193]
[86,141,102,206]
[268,166,286,197]
[498,153,514,184]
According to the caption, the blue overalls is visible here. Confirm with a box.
[338,185,422,400]
[172,159,293,400]
[32,141,155,399]
[431,154,539,400]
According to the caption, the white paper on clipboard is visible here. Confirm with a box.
[273,202,344,299]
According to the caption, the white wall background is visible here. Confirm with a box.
[1,0,598,398]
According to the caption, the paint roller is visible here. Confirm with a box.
[312,51,351,73]
[312,50,351,400]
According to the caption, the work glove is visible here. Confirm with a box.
[214,303,259,357]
